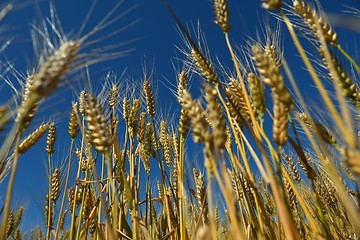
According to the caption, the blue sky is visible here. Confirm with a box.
[0,0,359,232]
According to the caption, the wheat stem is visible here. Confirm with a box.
[0,133,21,240]
[54,139,74,240]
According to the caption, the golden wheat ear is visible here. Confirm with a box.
[214,0,231,32]
[85,94,113,153]
[293,0,338,45]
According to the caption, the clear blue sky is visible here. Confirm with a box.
[0,0,358,232]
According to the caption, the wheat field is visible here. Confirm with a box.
[0,0,359,239]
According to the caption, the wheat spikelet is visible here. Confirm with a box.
[122,97,130,123]
[225,126,232,149]
[68,188,75,213]
[283,177,304,238]
[252,44,292,109]
[109,84,119,107]
[340,162,356,182]
[177,71,191,137]
[79,157,89,172]
[146,191,152,227]
[172,133,179,161]
[144,80,156,119]
[283,177,297,212]
[45,122,56,154]
[225,90,245,130]
[137,112,146,143]
[76,186,84,206]
[320,48,360,107]
[181,90,208,143]
[14,229,22,240]
[89,217,97,236]
[173,147,179,195]
[315,122,337,145]
[284,155,301,183]
[128,99,141,133]
[261,181,275,215]
[241,174,256,208]
[44,194,54,228]
[18,124,49,154]
[215,206,219,230]
[152,130,160,152]
[179,108,190,138]
[297,111,312,130]
[293,0,337,45]
[5,211,15,238]
[58,210,67,230]
[185,199,196,234]
[75,148,82,163]
[14,207,23,230]
[79,90,87,116]
[193,168,208,223]
[82,187,93,220]
[68,103,79,139]
[177,70,188,104]
[35,226,44,239]
[227,78,251,120]
[214,0,231,32]
[297,154,311,176]
[273,98,288,146]
[35,225,44,239]
[229,170,243,202]
[204,84,226,148]
[157,181,164,202]
[85,146,94,173]
[16,75,38,130]
[33,41,79,97]
[315,174,338,212]
[262,0,282,10]
[86,94,113,153]
[110,114,119,140]
[297,111,336,144]
[51,168,61,202]
[142,122,153,174]
[150,199,157,224]
[191,49,219,84]
[163,134,172,167]
[248,73,266,118]
[264,44,280,68]
[160,120,167,146]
